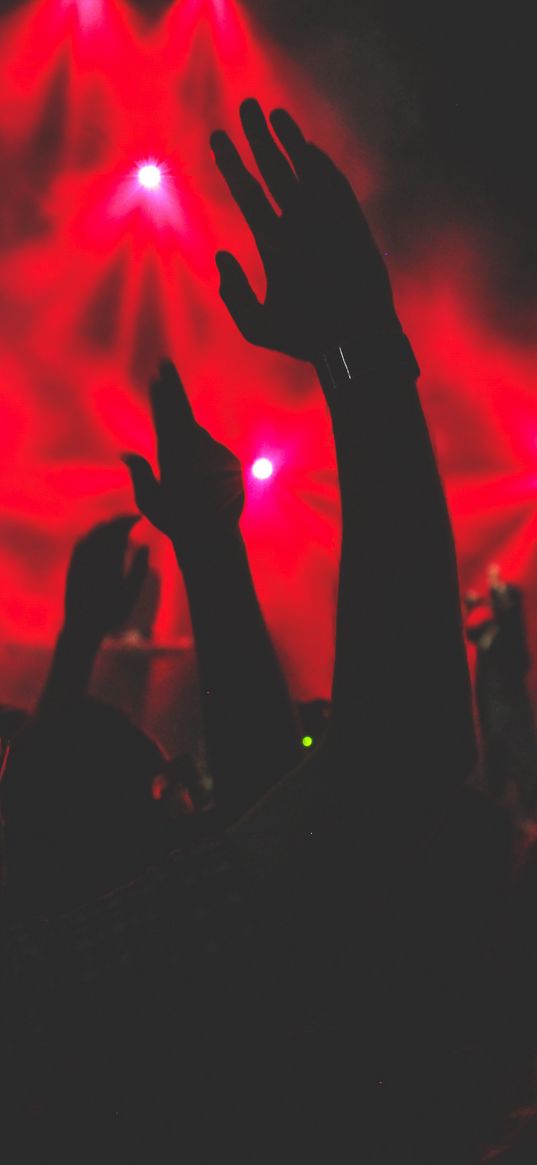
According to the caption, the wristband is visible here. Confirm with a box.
[318,331,420,397]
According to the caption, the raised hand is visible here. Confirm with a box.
[64,515,148,639]
[211,98,401,362]
[124,358,244,561]
[125,359,299,818]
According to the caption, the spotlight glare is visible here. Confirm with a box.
[252,457,273,480]
[137,163,162,191]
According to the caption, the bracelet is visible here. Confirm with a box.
[318,331,420,395]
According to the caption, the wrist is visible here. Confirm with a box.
[315,328,420,398]
[176,523,245,577]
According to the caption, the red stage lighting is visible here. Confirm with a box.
[252,457,273,480]
[105,159,184,234]
[62,0,105,28]
[137,162,162,191]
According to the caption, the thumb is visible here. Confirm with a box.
[216,251,264,344]
[122,454,162,528]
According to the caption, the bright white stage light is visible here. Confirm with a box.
[137,163,162,191]
[252,457,273,480]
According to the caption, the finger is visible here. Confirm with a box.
[240,98,298,209]
[150,359,197,467]
[154,358,196,429]
[216,251,265,344]
[269,108,309,175]
[122,454,162,527]
[211,130,278,240]
[123,545,149,612]
[271,111,373,248]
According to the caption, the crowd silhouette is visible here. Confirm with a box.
[1,97,536,1164]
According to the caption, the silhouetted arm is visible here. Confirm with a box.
[212,99,476,829]
[182,533,301,820]
[38,517,148,717]
[316,341,475,816]
[125,361,300,822]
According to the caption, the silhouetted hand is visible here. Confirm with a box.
[211,98,401,362]
[64,516,148,639]
[124,359,244,559]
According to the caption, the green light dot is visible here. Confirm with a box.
[301,735,313,748]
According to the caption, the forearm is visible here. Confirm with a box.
[178,529,301,821]
[37,625,101,717]
[316,337,476,808]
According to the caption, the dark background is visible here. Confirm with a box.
[104,1,536,297]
